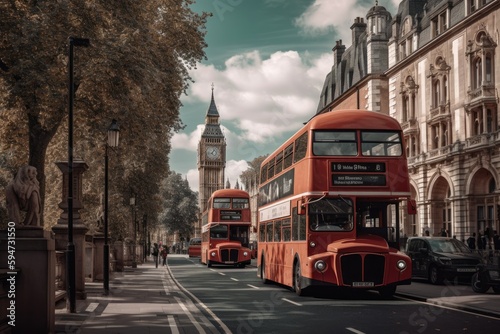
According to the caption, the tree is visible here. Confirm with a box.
[159,172,199,238]
[240,155,268,190]
[0,0,209,228]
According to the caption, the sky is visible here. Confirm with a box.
[170,0,400,192]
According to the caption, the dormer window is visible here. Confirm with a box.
[431,10,448,37]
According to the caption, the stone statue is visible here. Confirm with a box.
[5,165,42,227]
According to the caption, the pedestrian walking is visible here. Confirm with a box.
[161,245,168,266]
[467,233,476,250]
[152,243,159,268]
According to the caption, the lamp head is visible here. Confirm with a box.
[107,119,120,147]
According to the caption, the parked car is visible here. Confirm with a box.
[188,237,201,258]
[405,237,482,284]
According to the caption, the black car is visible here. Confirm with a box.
[405,237,482,284]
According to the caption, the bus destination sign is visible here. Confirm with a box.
[331,162,386,172]
[332,174,386,186]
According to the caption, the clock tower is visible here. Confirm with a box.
[198,86,226,213]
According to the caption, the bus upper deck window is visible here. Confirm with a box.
[214,198,231,209]
[313,131,357,156]
[361,131,402,156]
[233,198,249,209]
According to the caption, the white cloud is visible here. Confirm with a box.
[295,0,400,44]
[180,49,330,147]
[184,159,249,194]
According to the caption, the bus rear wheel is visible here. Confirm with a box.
[293,259,304,296]
[260,256,269,284]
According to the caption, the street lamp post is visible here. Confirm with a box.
[104,119,120,295]
[130,195,137,268]
[67,36,89,313]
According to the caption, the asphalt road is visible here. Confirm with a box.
[167,256,500,334]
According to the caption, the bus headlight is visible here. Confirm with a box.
[397,260,407,271]
[243,251,248,257]
[314,260,327,272]
[309,241,316,248]
[211,251,216,257]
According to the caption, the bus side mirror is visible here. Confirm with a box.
[297,199,306,215]
[408,199,417,215]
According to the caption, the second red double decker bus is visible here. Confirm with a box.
[201,189,253,268]
[257,109,415,297]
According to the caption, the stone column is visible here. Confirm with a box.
[0,227,55,334]
[93,232,104,281]
[52,159,89,299]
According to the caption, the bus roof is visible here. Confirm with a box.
[262,109,401,166]
[210,189,250,199]
[308,110,401,130]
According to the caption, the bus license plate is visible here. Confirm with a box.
[457,268,476,272]
[224,261,234,264]
[353,282,374,287]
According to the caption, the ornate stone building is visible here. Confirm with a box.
[198,87,226,214]
[317,0,499,241]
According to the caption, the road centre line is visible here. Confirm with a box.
[282,298,302,306]
[247,284,260,289]
[230,277,239,281]
[346,327,365,334]
[218,272,226,276]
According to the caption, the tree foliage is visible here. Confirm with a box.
[0,0,209,235]
[240,155,268,190]
[159,172,198,238]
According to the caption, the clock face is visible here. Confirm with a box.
[206,146,220,160]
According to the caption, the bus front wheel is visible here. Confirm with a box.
[293,258,304,296]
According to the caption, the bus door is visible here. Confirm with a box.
[230,226,249,247]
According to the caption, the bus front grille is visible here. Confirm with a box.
[220,249,239,262]
[340,254,385,286]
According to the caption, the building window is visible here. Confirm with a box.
[431,11,448,37]
[432,79,440,107]
[485,53,492,82]
[474,58,482,89]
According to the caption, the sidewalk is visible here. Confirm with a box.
[55,258,221,334]
[397,280,500,319]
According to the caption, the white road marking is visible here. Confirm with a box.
[346,327,365,334]
[230,277,239,281]
[85,302,99,312]
[218,272,226,276]
[282,298,302,306]
[167,315,180,334]
[247,284,260,289]
[175,296,206,334]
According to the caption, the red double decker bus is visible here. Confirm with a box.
[257,109,415,297]
[201,189,253,268]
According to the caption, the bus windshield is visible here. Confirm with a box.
[309,198,353,231]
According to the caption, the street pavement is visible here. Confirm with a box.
[54,255,500,333]
[55,255,225,334]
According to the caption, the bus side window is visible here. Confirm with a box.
[294,132,308,163]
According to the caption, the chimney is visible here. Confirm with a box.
[351,17,366,45]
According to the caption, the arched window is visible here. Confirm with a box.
[489,178,496,194]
